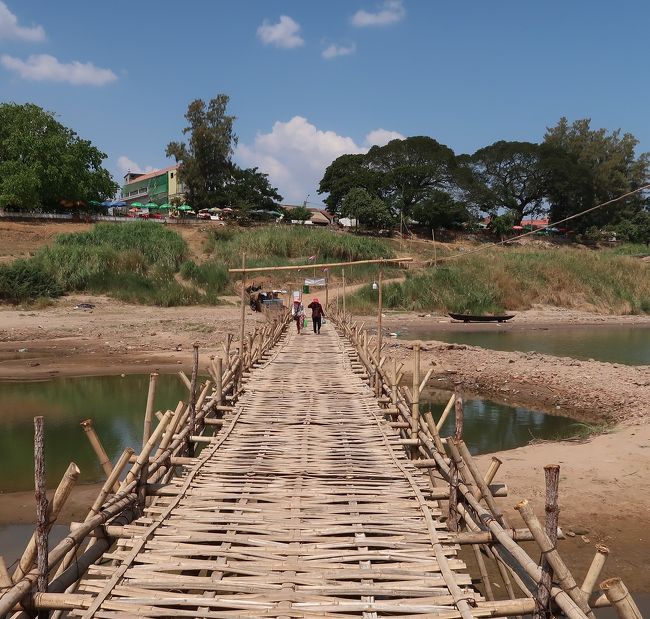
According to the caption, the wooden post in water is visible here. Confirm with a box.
[142,372,158,447]
[34,416,49,618]
[535,464,560,619]
[377,259,383,362]
[187,342,199,457]
[79,419,116,490]
[410,343,421,456]
[448,385,463,531]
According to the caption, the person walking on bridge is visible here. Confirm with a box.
[291,297,305,334]
[307,297,325,334]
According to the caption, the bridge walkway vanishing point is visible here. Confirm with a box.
[72,324,478,618]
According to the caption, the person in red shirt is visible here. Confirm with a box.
[307,298,325,334]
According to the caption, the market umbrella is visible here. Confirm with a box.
[178,204,193,212]
[111,200,127,207]
[208,207,222,213]
[101,200,113,207]
[144,202,159,209]
[158,203,172,210]
[130,201,144,208]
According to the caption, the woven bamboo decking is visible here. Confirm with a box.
[73,324,478,618]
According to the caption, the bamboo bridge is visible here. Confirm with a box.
[0,313,642,619]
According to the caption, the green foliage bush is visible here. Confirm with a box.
[180,260,230,294]
[0,260,63,302]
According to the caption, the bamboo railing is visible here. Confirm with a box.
[330,309,644,619]
[0,314,289,618]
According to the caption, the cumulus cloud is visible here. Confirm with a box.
[257,15,304,49]
[365,128,405,146]
[322,43,356,60]
[117,156,155,176]
[236,116,403,203]
[0,1,45,42]
[1,53,117,85]
[351,0,406,27]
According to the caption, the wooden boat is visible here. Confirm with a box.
[448,312,515,323]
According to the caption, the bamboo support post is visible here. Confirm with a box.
[214,356,223,404]
[581,545,610,598]
[186,342,199,456]
[33,416,48,616]
[600,578,642,619]
[535,464,560,619]
[484,456,503,485]
[13,462,80,583]
[436,393,456,432]
[79,419,115,489]
[411,343,421,457]
[177,371,191,391]
[142,372,158,447]
[0,557,11,590]
[447,388,463,531]
[515,499,594,617]
[239,252,246,358]
[377,259,383,360]
[342,268,346,317]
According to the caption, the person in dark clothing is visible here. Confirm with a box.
[307,298,325,334]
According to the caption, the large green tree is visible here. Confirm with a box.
[543,117,649,230]
[366,136,457,217]
[410,190,472,229]
[0,103,117,209]
[222,167,282,210]
[166,95,237,210]
[341,188,394,229]
[318,154,378,215]
[457,141,549,224]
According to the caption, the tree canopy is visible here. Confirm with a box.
[543,117,649,231]
[457,141,549,225]
[0,102,117,209]
[167,95,282,211]
[341,188,393,229]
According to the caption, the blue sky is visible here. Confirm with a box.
[1,1,649,205]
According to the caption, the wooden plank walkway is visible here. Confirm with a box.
[73,324,478,618]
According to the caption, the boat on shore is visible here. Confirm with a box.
[448,312,515,323]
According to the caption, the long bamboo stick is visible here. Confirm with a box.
[33,416,48,607]
[229,256,413,274]
[142,372,158,447]
[79,419,115,488]
[436,393,456,432]
[581,545,610,598]
[13,462,80,583]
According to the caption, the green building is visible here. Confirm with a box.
[122,165,185,205]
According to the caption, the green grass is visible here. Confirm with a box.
[0,222,202,305]
[347,246,650,315]
[206,226,394,265]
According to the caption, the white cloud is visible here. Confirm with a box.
[257,15,304,49]
[1,53,117,85]
[365,128,405,146]
[117,156,155,176]
[351,0,406,27]
[322,43,356,60]
[0,1,45,42]
[236,116,403,203]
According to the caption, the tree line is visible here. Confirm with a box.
[319,120,650,241]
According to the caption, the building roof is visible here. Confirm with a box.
[123,165,178,186]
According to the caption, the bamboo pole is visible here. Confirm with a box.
[342,268,346,318]
[239,252,246,355]
[436,393,456,432]
[214,356,223,404]
[33,417,48,617]
[515,499,594,617]
[411,343,420,457]
[142,372,158,447]
[229,256,412,274]
[447,389,463,531]
[484,456,503,485]
[0,557,11,590]
[79,419,115,488]
[377,259,383,360]
[581,545,610,598]
[600,578,642,619]
[535,464,560,619]
[13,462,80,583]
[186,342,199,457]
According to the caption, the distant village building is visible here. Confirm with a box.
[122,165,185,205]
[282,205,334,226]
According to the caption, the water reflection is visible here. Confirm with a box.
[399,326,650,365]
[423,395,578,455]
[0,375,188,492]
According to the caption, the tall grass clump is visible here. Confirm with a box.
[207,226,394,266]
[347,246,650,315]
[180,260,230,294]
[0,221,202,306]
